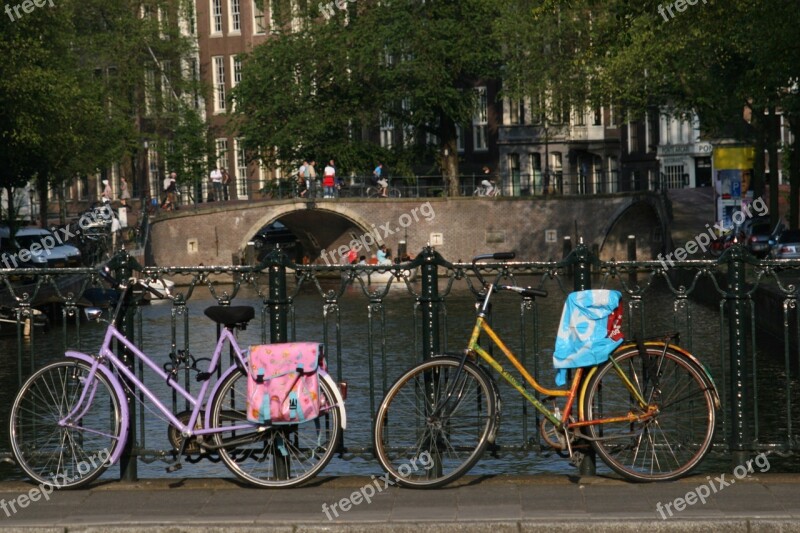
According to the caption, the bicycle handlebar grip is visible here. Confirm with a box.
[492,252,515,261]
[521,288,548,298]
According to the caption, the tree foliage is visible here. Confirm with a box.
[232,0,501,195]
[496,0,800,228]
[0,0,208,226]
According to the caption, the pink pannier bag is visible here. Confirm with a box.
[247,342,325,425]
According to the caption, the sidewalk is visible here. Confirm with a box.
[2,473,800,532]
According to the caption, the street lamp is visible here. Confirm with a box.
[543,118,550,196]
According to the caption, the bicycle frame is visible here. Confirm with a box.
[466,283,655,434]
[61,320,252,465]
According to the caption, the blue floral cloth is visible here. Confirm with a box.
[553,290,624,386]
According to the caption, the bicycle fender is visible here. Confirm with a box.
[65,351,130,466]
[203,366,347,430]
[319,370,347,431]
[644,342,722,409]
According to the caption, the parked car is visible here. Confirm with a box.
[0,227,81,268]
[744,218,783,258]
[770,229,800,260]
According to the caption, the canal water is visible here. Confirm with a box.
[1,274,797,483]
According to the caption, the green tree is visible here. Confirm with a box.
[0,0,206,229]
[232,0,501,195]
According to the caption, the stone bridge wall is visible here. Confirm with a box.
[149,193,669,267]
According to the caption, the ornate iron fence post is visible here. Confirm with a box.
[571,239,596,476]
[419,246,441,360]
[266,249,289,343]
[726,244,752,465]
[110,249,138,482]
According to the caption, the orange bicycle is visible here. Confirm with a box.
[373,252,720,488]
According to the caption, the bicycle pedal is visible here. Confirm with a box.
[166,463,183,473]
[569,451,584,468]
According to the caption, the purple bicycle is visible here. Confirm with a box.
[9,269,346,488]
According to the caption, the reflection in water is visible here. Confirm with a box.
[1,275,797,483]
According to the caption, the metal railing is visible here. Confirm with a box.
[2,243,799,479]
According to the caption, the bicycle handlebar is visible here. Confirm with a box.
[97,266,169,300]
[471,252,547,299]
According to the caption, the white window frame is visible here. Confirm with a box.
[253,0,266,34]
[380,113,394,149]
[210,0,223,35]
[229,0,241,33]
[144,66,156,116]
[235,138,248,199]
[402,98,414,147]
[455,124,465,153]
[215,138,229,170]
[148,147,160,200]
[212,56,226,113]
[231,56,243,87]
[473,87,488,152]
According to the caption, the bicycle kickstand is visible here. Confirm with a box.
[166,438,189,473]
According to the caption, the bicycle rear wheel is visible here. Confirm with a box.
[582,346,716,482]
[10,361,123,488]
[373,356,496,489]
[208,369,342,488]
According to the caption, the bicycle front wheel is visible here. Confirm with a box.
[10,361,123,488]
[208,369,343,488]
[373,357,496,489]
[388,187,401,198]
[582,346,716,482]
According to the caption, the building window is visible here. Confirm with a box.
[574,106,586,126]
[551,151,563,193]
[148,147,160,200]
[508,98,524,125]
[456,123,465,153]
[211,0,223,34]
[380,113,394,149]
[254,0,266,33]
[473,86,488,152]
[647,108,658,152]
[229,0,241,33]
[231,56,243,87]
[627,119,639,153]
[212,56,226,113]
[607,104,616,127]
[235,139,248,199]
[144,65,156,116]
[593,106,602,126]
[215,138,229,170]
[402,98,414,147]
[530,153,542,194]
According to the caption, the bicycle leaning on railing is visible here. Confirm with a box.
[373,252,721,488]
[9,268,346,488]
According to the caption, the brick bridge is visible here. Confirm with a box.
[148,193,670,267]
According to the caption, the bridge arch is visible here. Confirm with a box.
[598,195,668,260]
[239,203,378,263]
